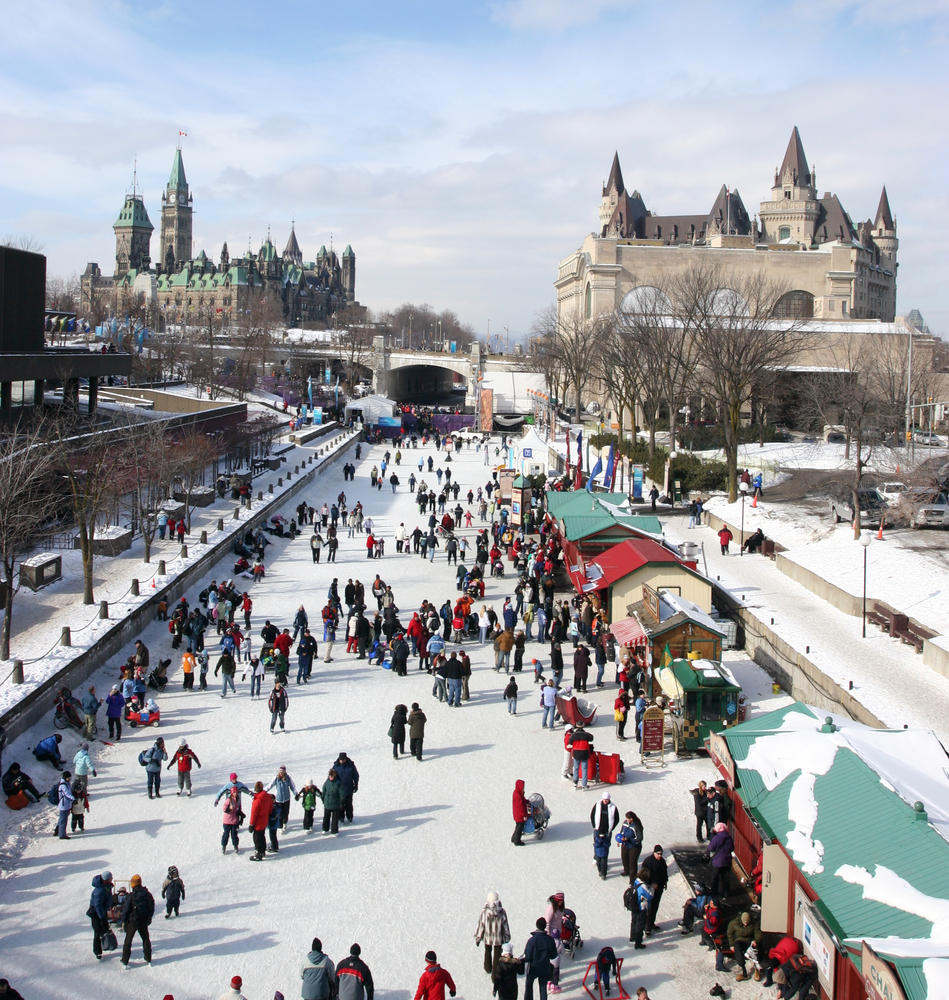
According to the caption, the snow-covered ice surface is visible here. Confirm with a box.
[663,515,949,744]
[0,439,792,1000]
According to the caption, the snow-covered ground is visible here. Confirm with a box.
[0,438,791,1000]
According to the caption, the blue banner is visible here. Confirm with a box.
[586,456,603,492]
[632,464,644,500]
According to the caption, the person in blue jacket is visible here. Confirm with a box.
[144,738,167,798]
[523,917,557,1000]
[33,734,64,769]
[214,773,251,806]
[333,753,359,824]
[89,870,115,959]
[105,686,125,741]
[267,765,297,830]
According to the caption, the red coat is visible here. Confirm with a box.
[769,936,801,965]
[407,616,422,641]
[273,633,291,657]
[718,527,733,545]
[414,964,456,1000]
[249,789,274,831]
[513,779,530,822]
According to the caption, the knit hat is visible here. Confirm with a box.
[179,738,187,747]
[714,822,728,833]
[502,943,513,955]
[101,870,113,882]
[740,912,751,925]
[350,944,361,956]
[111,685,119,692]
[275,993,286,1000]
[487,891,499,903]
[601,791,611,801]
[230,773,238,781]
[425,950,437,963]
[130,874,142,887]
[231,976,243,989]
[653,844,663,854]
[553,891,565,902]
[81,742,89,750]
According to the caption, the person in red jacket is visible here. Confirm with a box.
[759,935,800,986]
[512,779,530,847]
[717,526,733,555]
[248,782,275,861]
[407,614,423,656]
[273,629,292,658]
[167,739,201,797]
[413,951,456,1000]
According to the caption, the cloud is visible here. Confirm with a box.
[491,0,639,31]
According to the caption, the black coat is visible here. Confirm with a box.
[524,930,557,973]
[390,708,407,744]
[640,853,668,890]
[493,957,525,1000]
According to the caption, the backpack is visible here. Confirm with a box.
[623,885,640,912]
[47,785,59,806]
[789,954,816,975]
[138,750,148,767]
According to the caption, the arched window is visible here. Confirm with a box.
[772,290,815,319]
[584,283,592,319]
[705,288,748,316]
[779,226,791,241]
[620,285,673,315]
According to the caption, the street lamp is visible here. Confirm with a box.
[668,450,677,506]
[859,531,872,637]
[739,480,749,556]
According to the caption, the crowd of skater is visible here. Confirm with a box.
[2,427,816,999]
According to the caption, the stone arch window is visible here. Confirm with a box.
[779,226,791,241]
[773,290,814,319]
[620,285,673,315]
[584,282,592,319]
[705,288,748,316]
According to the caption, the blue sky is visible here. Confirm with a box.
[1,0,947,338]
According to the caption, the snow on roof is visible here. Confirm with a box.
[660,591,724,637]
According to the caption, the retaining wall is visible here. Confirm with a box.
[0,433,356,744]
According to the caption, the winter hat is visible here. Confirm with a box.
[231,977,243,989]
[111,685,119,692]
[350,944,361,956]
[425,951,437,963]
[502,943,513,956]
[714,822,728,833]
[487,892,499,904]
[130,874,142,887]
[740,912,751,925]
[101,870,113,882]
[230,773,238,781]
[601,791,611,801]
[168,866,179,879]
[81,742,89,750]
[275,993,285,1000]
[553,892,565,902]
[61,770,71,779]
[653,845,663,854]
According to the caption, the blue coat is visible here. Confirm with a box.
[145,744,167,773]
[90,874,113,920]
[524,930,557,972]
[82,693,101,716]
[268,774,297,803]
[35,735,60,756]
[503,607,517,629]
[214,781,250,805]
[105,693,125,719]
[334,758,359,797]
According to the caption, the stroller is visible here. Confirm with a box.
[147,658,171,691]
[54,687,92,735]
[523,792,550,840]
[561,908,584,959]
[491,560,505,578]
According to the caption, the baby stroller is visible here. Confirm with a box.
[147,658,171,691]
[53,687,91,734]
[491,560,505,578]
[523,792,550,840]
[561,908,584,959]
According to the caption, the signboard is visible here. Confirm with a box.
[632,464,644,500]
[479,388,494,432]
[498,469,517,502]
[511,499,522,526]
[378,416,401,428]
[640,705,665,766]
[523,448,532,458]
[325,366,332,385]
[794,885,836,998]
[707,730,735,784]
[862,942,907,1000]
[642,583,661,622]
[313,407,323,425]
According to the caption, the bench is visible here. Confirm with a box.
[893,622,935,654]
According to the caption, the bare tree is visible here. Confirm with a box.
[231,294,280,401]
[0,418,57,659]
[339,323,375,393]
[532,305,600,421]
[2,234,45,252]
[46,273,82,313]
[124,420,175,562]
[685,262,808,501]
[172,427,215,532]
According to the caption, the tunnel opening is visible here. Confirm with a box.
[388,364,465,405]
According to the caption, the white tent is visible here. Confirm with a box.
[515,426,550,475]
[344,394,399,426]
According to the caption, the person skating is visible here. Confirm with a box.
[475,891,511,976]
[168,739,201,796]
[590,791,619,878]
[336,943,374,1000]
[297,779,321,833]
[408,703,426,760]
[333,752,359,822]
[88,870,116,960]
[413,951,456,1000]
[511,779,529,846]
[267,791,282,853]
[523,919,556,1000]
[161,865,185,918]
[221,785,242,854]
[269,681,289,733]
[567,725,594,788]
[321,768,343,834]
[120,874,155,967]
[72,742,96,793]
[503,676,518,715]
[301,938,336,1000]
[492,943,524,1000]
[215,648,237,697]
[640,845,668,934]
[143,737,167,798]
[592,946,618,996]
[624,870,653,949]
[248,781,274,861]
[267,765,297,828]
[390,704,408,758]
[218,975,249,1000]
[52,768,74,839]
[69,777,89,833]
[618,811,644,882]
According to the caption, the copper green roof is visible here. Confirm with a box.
[168,148,188,191]
[343,244,354,258]
[113,195,153,230]
[258,239,277,262]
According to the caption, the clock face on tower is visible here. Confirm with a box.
[178,193,186,205]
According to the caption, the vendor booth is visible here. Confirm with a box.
[344,394,399,436]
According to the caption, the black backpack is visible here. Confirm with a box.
[623,885,641,912]
[133,888,155,925]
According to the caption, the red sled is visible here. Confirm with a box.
[582,957,630,1000]
[593,751,625,784]
[128,708,161,728]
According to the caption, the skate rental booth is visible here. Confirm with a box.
[706,702,949,1000]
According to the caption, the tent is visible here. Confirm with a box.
[344,394,399,428]
[516,426,550,476]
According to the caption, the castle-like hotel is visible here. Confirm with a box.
[81,147,355,327]
[557,127,898,324]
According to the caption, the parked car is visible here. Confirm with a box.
[879,482,908,507]
[913,430,945,446]
[907,489,949,529]
[830,488,890,526]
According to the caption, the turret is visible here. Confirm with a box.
[341,244,355,300]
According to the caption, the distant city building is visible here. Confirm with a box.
[559,126,898,324]
[81,147,356,327]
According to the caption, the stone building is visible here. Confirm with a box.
[80,148,356,327]
[559,127,898,325]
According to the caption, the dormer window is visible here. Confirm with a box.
[784,191,791,199]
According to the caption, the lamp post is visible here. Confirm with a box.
[668,450,677,506]
[739,481,749,556]
[859,531,872,637]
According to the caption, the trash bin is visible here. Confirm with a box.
[737,694,749,723]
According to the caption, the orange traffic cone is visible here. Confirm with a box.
[751,493,758,508]
[150,580,155,588]
[877,521,884,541]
